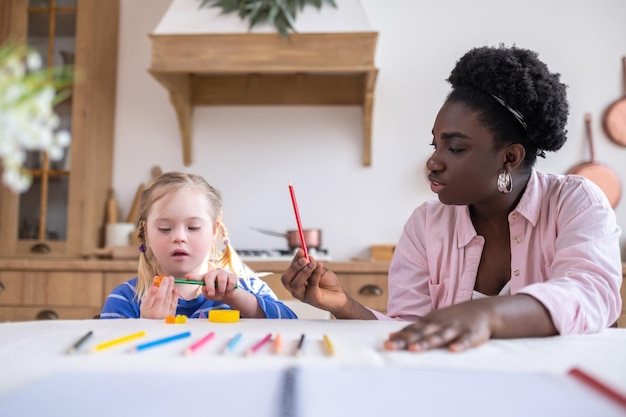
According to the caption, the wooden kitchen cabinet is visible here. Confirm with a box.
[0,0,119,258]
[0,258,389,321]
[248,261,390,315]
[0,270,102,321]
[2,258,622,325]
[0,258,135,322]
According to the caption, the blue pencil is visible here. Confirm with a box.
[222,332,242,354]
[132,331,191,352]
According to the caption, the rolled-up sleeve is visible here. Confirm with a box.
[517,178,622,334]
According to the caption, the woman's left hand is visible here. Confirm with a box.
[384,300,495,353]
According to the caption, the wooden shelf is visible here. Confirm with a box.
[149,32,378,166]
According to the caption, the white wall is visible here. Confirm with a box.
[113,0,626,261]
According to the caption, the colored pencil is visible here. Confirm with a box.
[174,278,238,289]
[288,182,310,262]
[294,333,305,357]
[323,334,335,356]
[93,331,146,352]
[155,276,238,289]
[132,331,191,352]
[185,331,215,356]
[274,333,282,354]
[246,332,272,356]
[222,332,243,354]
[568,367,626,409]
[67,330,93,354]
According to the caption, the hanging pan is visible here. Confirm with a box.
[602,57,626,146]
[566,113,621,208]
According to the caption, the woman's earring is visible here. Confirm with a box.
[497,169,513,194]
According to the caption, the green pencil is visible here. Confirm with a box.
[155,276,238,289]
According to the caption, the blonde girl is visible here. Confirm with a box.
[101,171,296,319]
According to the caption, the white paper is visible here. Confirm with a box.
[1,366,624,417]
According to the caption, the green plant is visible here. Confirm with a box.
[199,0,337,39]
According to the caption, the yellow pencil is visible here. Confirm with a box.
[323,334,334,356]
[92,331,146,352]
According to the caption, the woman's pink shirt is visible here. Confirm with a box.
[372,170,622,335]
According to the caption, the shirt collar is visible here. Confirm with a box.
[511,169,541,227]
[454,169,541,247]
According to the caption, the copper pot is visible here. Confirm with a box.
[567,113,621,208]
[254,228,322,250]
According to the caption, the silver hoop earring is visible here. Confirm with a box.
[497,169,513,194]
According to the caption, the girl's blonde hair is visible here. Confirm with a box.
[134,171,248,300]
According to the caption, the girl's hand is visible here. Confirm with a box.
[140,275,179,319]
[193,269,240,301]
[384,300,494,353]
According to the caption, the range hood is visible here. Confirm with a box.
[148,0,378,166]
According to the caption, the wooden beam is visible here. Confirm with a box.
[148,72,193,166]
[362,69,378,166]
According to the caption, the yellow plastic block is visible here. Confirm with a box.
[209,310,240,323]
[175,315,187,324]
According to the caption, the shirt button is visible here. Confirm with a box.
[514,236,522,244]
[511,213,518,219]
[513,270,520,276]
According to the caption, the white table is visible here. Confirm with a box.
[0,319,625,416]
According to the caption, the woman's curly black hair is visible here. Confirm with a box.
[446,44,569,169]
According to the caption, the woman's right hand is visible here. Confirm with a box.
[281,249,364,317]
[140,275,178,319]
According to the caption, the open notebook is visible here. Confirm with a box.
[0,366,624,417]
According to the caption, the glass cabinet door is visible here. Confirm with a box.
[0,0,118,258]
[16,0,77,251]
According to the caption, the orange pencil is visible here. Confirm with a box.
[274,333,282,354]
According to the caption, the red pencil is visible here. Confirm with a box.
[288,182,309,262]
[568,367,626,410]
[246,333,272,356]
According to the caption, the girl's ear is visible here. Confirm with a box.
[213,220,222,234]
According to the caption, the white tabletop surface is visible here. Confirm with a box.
[0,319,625,416]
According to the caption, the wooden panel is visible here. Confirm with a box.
[0,271,102,307]
[338,274,388,313]
[259,273,294,301]
[149,32,377,72]
[192,73,365,105]
[0,306,100,321]
[102,272,135,305]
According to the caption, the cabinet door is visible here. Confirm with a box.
[0,270,102,321]
[0,0,119,258]
[102,272,134,306]
[338,274,388,313]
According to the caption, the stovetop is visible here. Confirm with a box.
[237,248,331,262]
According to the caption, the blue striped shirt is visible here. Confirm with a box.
[100,276,297,319]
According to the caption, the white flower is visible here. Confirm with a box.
[0,42,72,193]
